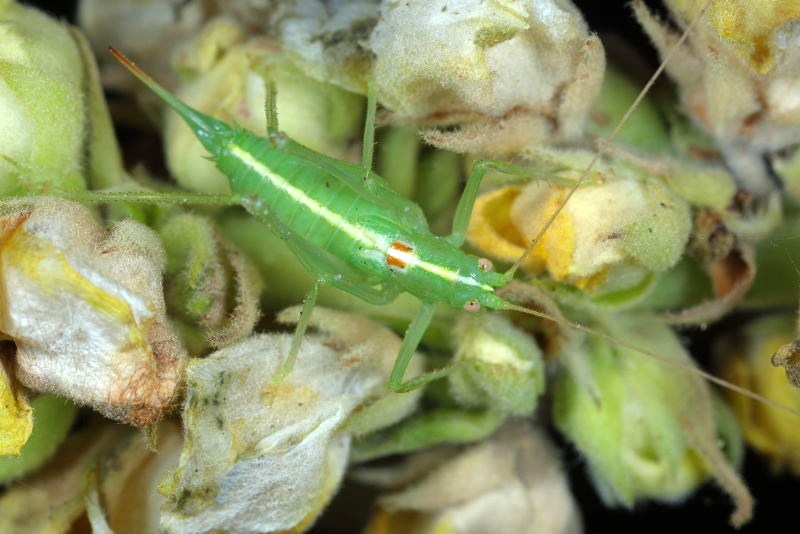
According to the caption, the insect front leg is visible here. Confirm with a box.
[447,160,559,247]
[276,237,403,380]
[277,277,401,381]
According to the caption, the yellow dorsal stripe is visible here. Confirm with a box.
[386,246,489,290]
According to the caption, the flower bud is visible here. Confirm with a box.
[586,63,670,153]
[635,0,800,195]
[0,1,124,194]
[448,314,545,415]
[467,152,692,301]
[159,212,263,352]
[0,198,186,426]
[351,409,506,464]
[160,307,422,533]
[364,424,582,534]
[371,0,605,156]
[552,313,752,527]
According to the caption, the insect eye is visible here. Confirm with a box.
[464,299,481,312]
[477,258,493,272]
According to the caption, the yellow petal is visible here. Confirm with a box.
[467,186,544,272]
[510,184,576,281]
[0,354,32,456]
[670,0,800,73]
[0,199,185,427]
[719,316,800,474]
[468,184,603,288]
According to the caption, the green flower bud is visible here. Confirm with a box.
[633,258,713,313]
[217,210,312,308]
[0,1,124,194]
[375,125,462,225]
[748,204,800,308]
[415,148,461,227]
[552,313,752,527]
[663,161,738,213]
[351,408,505,464]
[159,212,263,353]
[376,126,420,200]
[448,314,544,415]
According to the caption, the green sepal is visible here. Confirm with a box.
[350,409,505,463]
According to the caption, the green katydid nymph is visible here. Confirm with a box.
[108,46,541,392]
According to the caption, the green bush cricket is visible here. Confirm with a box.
[109,46,536,392]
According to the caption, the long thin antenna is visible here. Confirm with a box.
[504,0,714,279]
[501,300,800,418]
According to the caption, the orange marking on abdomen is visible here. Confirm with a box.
[386,241,413,269]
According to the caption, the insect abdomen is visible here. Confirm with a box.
[217,131,387,264]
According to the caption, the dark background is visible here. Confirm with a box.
[19,1,800,532]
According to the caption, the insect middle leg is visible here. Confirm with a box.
[276,279,403,378]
